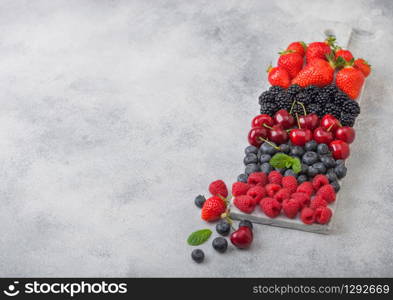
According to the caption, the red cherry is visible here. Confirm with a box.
[329,140,350,159]
[268,125,289,144]
[251,114,274,128]
[289,128,312,146]
[313,127,334,144]
[274,109,295,129]
[299,113,319,130]
[248,127,268,147]
[230,226,253,249]
[335,126,356,144]
[321,114,340,132]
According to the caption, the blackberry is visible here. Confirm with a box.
[304,85,320,97]
[268,86,283,98]
[287,84,302,96]
[258,90,274,105]
[295,91,312,105]
[342,100,360,116]
[276,90,292,110]
[333,90,349,106]
[323,84,338,96]
[307,103,322,116]
[341,113,356,127]
[324,103,341,119]
[314,92,330,106]
[291,102,305,116]
[260,102,277,115]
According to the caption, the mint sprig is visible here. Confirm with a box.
[187,229,212,246]
[269,153,302,174]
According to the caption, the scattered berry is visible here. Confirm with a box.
[194,195,206,208]
[230,226,253,249]
[265,183,282,197]
[247,185,266,205]
[216,220,231,236]
[316,184,336,203]
[314,206,333,224]
[312,174,329,190]
[282,176,298,193]
[212,237,228,253]
[232,182,251,196]
[268,170,283,185]
[201,196,227,222]
[191,249,204,263]
[209,180,228,198]
[260,197,282,218]
[234,195,255,214]
[282,198,300,218]
[300,207,315,225]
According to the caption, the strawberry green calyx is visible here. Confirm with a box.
[325,52,342,69]
[299,41,307,51]
[325,35,336,47]
[278,49,296,55]
[266,64,273,73]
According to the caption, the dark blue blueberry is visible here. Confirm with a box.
[300,163,309,174]
[335,164,347,179]
[320,155,336,168]
[261,163,273,173]
[302,151,319,165]
[308,166,318,177]
[237,173,248,183]
[212,237,228,253]
[317,143,329,155]
[244,153,258,165]
[216,221,230,236]
[290,146,305,157]
[284,169,298,178]
[326,169,338,182]
[245,145,258,155]
[194,195,206,208]
[275,167,286,175]
[330,181,340,192]
[305,140,318,152]
[260,142,279,155]
[191,249,204,263]
[279,144,290,154]
[239,219,253,229]
[245,163,261,175]
[297,174,308,184]
[312,162,327,174]
[335,159,345,166]
[258,154,272,164]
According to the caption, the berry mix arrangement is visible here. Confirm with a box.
[187,36,371,263]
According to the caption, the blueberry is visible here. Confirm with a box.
[245,145,258,155]
[284,169,298,178]
[320,155,336,168]
[335,164,347,179]
[326,169,338,182]
[297,174,308,184]
[335,159,345,166]
[244,153,258,165]
[290,146,305,157]
[258,154,271,164]
[300,163,309,174]
[275,168,286,175]
[279,144,290,154]
[317,143,329,155]
[308,166,318,177]
[239,220,253,229]
[260,142,278,155]
[212,237,228,253]
[261,163,273,173]
[194,195,206,208]
[237,173,248,183]
[305,140,318,152]
[330,181,341,192]
[312,162,327,174]
[191,249,204,263]
[302,151,319,165]
[216,220,230,236]
[245,164,260,175]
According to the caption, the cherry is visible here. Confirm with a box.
[299,113,319,130]
[329,140,350,160]
[274,109,295,129]
[230,226,253,249]
[290,128,312,146]
[268,124,289,144]
[321,114,340,132]
[335,126,356,144]
[248,127,268,147]
[251,114,274,128]
[313,127,334,144]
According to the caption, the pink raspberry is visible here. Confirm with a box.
[260,197,282,218]
[234,195,255,214]
[300,207,315,225]
[274,188,291,203]
[291,192,310,208]
[314,206,333,224]
[296,181,314,196]
[282,198,300,219]
[209,180,228,198]
[310,195,328,210]
[282,176,298,193]
[232,182,251,196]
[268,171,283,185]
[312,174,329,190]
[246,185,266,205]
[247,172,267,186]
[265,183,281,197]
[316,184,336,203]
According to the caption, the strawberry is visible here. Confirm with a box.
[292,58,335,87]
[354,58,371,77]
[209,180,228,198]
[335,48,353,62]
[282,198,300,218]
[336,62,365,99]
[287,41,307,57]
[277,50,304,79]
[234,195,255,214]
[267,65,291,88]
[305,36,335,63]
[201,196,226,222]
[232,182,251,196]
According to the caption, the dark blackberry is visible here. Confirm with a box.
[307,103,322,117]
[291,102,305,116]
[276,90,292,110]
[341,113,356,127]
[324,103,341,119]
[333,90,349,106]
[295,91,312,105]
[258,90,274,105]
[260,102,277,115]
[287,84,302,96]
[323,84,338,96]
[268,86,283,98]
[304,85,320,97]
[314,92,330,106]
[342,99,360,116]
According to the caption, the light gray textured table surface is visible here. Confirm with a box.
[0,0,392,277]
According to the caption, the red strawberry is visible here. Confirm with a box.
[316,184,336,203]
[268,171,283,185]
[354,58,371,77]
[314,206,333,224]
[278,50,304,79]
[232,182,250,196]
[296,181,314,196]
[267,65,291,88]
[305,36,335,63]
[292,58,335,87]
[209,180,228,198]
[336,63,365,99]
[234,195,255,214]
[265,183,281,197]
[247,185,266,205]
[260,197,282,218]
[274,188,291,203]
[281,176,298,193]
[248,172,267,186]
[300,207,315,224]
[201,196,226,222]
[282,198,300,218]
[335,48,353,62]
[312,174,329,190]
[310,195,328,210]
[287,41,307,57]
[291,192,310,208]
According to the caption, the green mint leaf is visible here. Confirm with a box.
[291,157,302,174]
[269,153,293,169]
[187,229,212,246]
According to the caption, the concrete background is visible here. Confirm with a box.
[0,0,392,277]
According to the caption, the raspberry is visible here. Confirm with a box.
[310,195,328,210]
[247,172,267,186]
[274,188,291,203]
[282,198,300,218]
[316,184,336,203]
[201,196,227,222]
[300,207,315,225]
[314,206,333,224]
[291,192,310,208]
[260,197,282,218]
[268,171,283,185]
[296,181,314,196]
[282,176,298,193]
[234,195,255,214]
[312,174,329,190]
[246,185,266,205]
[232,182,251,196]
[209,180,228,198]
[265,183,281,197]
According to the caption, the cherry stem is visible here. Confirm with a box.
[258,137,281,150]
[289,100,297,114]
[327,123,334,132]
[296,112,301,129]
[297,101,307,116]
[263,124,273,130]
